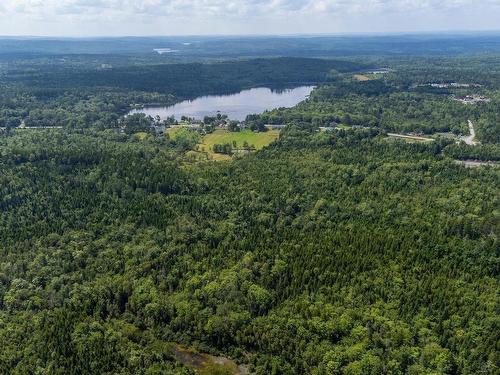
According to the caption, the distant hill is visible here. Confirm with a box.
[2,57,369,99]
[1,33,500,59]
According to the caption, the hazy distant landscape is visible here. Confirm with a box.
[2,34,500,59]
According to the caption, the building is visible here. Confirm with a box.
[454,95,491,105]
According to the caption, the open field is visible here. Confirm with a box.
[202,129,280,150]
[166,127,185,138]
[133,132,148,140]
[336,124,353,130]
[354,74,381,81]
[454,160,499,168]
[354,74,371,81]
[197,129,280,160]
[172,345,248,375]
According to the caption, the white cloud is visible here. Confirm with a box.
[0,0,491,15]
[0,0,499,35]
[3,0,488,17]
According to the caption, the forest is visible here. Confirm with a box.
[0,37,499,375]
[251,57,500,144]
[0,57,366,130]
[0,127,498,374]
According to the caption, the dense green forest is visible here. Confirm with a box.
[0,126,498,374]
[4,58,364,94]
[0,39,499,374]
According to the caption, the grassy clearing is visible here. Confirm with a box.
[353,74,380,81]
[202,129,280,150]
[166,128,279,161]
[187,149,231,161]
[133,132,148,141]
[171,345,247,375]
[166,127,184,138]
[336,124,352,130]
[354,74,371,81]
[196,129,280,160]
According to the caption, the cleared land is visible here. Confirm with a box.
[197,129,280,160]
[354,74,371,81]
[462,120,479,146]
[203,129,280,149]
[134,132,148,140]
[454,160,498,168]
[166,127,185,138]
[353,74,381,81]
[387,133,434,143]
[171,344,249,375]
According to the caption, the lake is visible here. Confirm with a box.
[128,86,315,122]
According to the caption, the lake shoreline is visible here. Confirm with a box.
[128,85,315,122]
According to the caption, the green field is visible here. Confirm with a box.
[133,132,149,140]
[353,73,381,81]
[201,129,280,150]
[166,127,186,138]
[192,129,280,161]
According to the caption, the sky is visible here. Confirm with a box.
[0,0,499,37]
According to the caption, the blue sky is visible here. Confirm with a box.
[0,0,499,36]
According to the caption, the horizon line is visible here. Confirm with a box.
[1,30,500,39]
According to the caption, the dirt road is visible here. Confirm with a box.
[463,120,479,145]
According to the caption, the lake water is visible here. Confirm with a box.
[128,86,315,122]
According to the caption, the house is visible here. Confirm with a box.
[186,123,203,130]
[454,95,491,105]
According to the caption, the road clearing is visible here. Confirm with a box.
[387,133,434,142]
[462,120,479,145]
